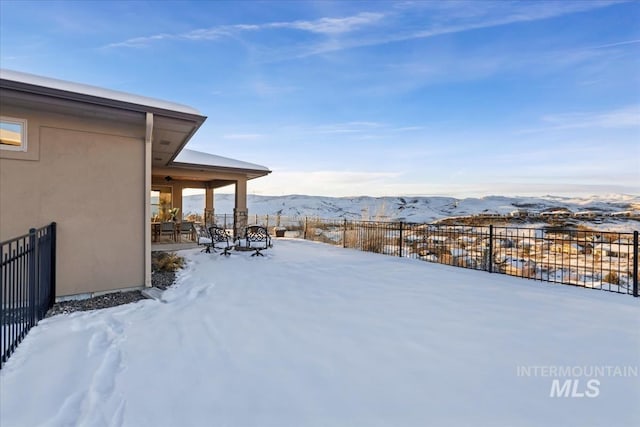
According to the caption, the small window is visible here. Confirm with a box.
[0,117,27,152]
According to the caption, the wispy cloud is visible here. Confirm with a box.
[269,12,384,35]
[105,29,236,48]
[392,126,424,132]
[296,1,624,57]
[104,1,619,54]
[249,171,640,197]
[314,122,385,134]
[104,12,384,49]
[278,121,432,139]
[518,105,640,134]
[249,170,402,197]
[223,133,264,140]
[275,122,426,140]
[373,41,618,93]
[252,80,298,96]
[589,39,640,49]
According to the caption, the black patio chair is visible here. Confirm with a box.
[194,224,212,252]
[243,225,272,256]
[208,225,234,256]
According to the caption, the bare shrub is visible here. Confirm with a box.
[152,252,185,272]
[345,226,385,253]
[439,253,453,265]
[362,230,385,253]
[185,213,203,223]
[603,271,620,285]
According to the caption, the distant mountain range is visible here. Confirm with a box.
[182,193,639,226]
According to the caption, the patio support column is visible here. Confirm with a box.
[173,182,183,220]
[205,186,214,226]
[234,177,248,239]
[144,112,153,288]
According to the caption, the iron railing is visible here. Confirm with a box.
[210,214,638,296]
[295,219,638,297]
[213,213,308,231]
[1,222,57,368]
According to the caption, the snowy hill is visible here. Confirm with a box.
[181,193,640,230]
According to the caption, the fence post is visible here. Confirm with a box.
[399,222,404,257]
[304,217,308,240]
[633,230,638,297]
[488,225,494,273]
[28,228,37,325]
[50,222,57,308]
[343,218,347,248]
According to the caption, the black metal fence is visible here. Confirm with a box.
[1,223,57,368]
[296,219,638,297]
[213,213,304,230]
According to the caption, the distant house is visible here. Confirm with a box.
[573,211,598,219]
[0,69,270,298]
[550,242,584,255]
[540,209,572,218]
[609,211,634,218]
[509,209,529,218]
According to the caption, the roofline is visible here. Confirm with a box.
[169,161,272,178]
[1,70,208,164]
[0,68,207,122]
[0,77,207,124]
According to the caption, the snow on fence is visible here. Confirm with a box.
[0,223,57,369]
[245,217,638,297]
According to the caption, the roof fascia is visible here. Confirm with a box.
[0,78,206,123]
[0,88,144,122]
[169,161,271,177]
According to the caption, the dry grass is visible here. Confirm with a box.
[152,252,185,272]
[603,271,620,285]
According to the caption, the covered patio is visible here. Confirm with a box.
[151,148,270,243]
[145,108,271,282]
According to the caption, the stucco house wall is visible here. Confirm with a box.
[1,68,270,299]
[1,103,146,296]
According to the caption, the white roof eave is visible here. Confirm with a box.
[172,148,271,174]
[0,68,203,117]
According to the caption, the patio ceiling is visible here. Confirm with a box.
[151,116,205,167]
[152,148,271,187]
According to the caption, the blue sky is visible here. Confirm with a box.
[1,0,639,197]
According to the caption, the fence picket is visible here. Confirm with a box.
[297,218,638,297]
[1,223,57,368]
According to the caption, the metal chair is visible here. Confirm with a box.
[243,225,272,256]
[159,222,176,242]
[179,221,195,242]
[208,225,234,256]
[194,224,212,252]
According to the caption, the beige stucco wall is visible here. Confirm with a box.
[0,104,146,297]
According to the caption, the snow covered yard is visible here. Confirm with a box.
[1,239,638,427]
